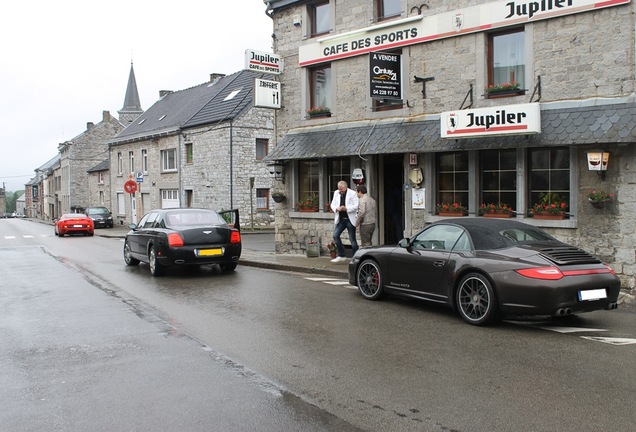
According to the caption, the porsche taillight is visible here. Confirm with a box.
[230,230,241,244]
[167,233,184,247]
[515,266,564,280]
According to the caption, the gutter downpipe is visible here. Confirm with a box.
[230,120,234,209]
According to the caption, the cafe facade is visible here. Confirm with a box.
[265,0,636,292]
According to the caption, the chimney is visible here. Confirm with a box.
[210,73,226,82]
[159,90,173,98]
[102,110,110,122]
[86,122,94,130]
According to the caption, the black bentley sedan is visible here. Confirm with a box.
[124,208,241,276]
[349,218,620,325]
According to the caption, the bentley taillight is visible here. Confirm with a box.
[230,230,241,244]
[167,233,184,247]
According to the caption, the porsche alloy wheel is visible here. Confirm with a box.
[356,259,384,300]
[123,240,140,266]
[148,245,166,277]
[456,273,499,325]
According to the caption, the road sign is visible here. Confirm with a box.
[135,172,144,182]
[124,180,138,194]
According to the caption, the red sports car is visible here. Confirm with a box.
[54,213,95,237]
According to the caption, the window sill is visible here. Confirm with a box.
[290,211,333,220]
[428,214,578,229]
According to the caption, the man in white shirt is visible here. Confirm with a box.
[330,180,359,263]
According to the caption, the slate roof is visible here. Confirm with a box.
[120,62,143,112]
[267,100,636,160]
[87,159,109,173]
[110,70,271,145]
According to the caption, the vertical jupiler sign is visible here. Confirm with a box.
[369,52,402,100]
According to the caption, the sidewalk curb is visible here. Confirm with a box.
[239,259,349,278]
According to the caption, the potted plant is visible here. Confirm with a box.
[296,194,319,212]
[271,192,286,203]
[484,81,523,98]
[587,189,614,209]
[436,202,468,216]
[531,193,568,219]
[307,106,331,118]
[326,241,338,259]
[479,203,514,218]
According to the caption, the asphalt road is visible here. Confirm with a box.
[2,218,636,432]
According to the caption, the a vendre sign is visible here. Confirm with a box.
[298,0,630,67]
[440,103,541,139]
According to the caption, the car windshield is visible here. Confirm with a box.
[87,208,109,215]
[164,210,226,228]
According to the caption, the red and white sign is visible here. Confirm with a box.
[440,103,541,139]
[245,49,283,75]
[299,0,630,66]
[124,180,138,194]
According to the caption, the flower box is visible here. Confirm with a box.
[482,212,513,218]
[486,89,525,99]
[438,211,467,217]
[308,112,331,119]
[272,194,286,203]
[533,212,566,220]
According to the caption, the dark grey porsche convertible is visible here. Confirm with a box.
[124,208,241,276]
[348,218,620,325]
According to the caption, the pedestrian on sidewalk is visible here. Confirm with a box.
[355,185,376,247]
[330,180,359,263]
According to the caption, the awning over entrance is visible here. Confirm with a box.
[267,101,636,161]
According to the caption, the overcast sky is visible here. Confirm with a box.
[0,0,273,193]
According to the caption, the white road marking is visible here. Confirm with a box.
[304,277,356,289]
[580,337,636,345]
[4,236,16,239]
[23,235,34,238]
[539,326,607,333]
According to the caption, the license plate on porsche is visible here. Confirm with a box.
[578,288,607,301]
[195,248,223,257]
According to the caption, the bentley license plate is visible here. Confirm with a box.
[196,248,223,257]
[578,288,607,301]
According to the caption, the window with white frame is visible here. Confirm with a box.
[141,149,148,173]
[117,152,123,175]
[117,192,125,215]
[480,149,517,211]
[161,189,179,208]
[436,152,469,209]
[129,151,135,173]
[161,149,177,172]
[98,172,104,184]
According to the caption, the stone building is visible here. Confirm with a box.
[265,0,636,292]
[108,69,275,228]
[86,160,111,208]
[57,110,124,214]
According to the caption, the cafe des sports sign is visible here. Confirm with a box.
[440,103,541,139]
[298,0,630,67]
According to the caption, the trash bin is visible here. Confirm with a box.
[306,242,320,258]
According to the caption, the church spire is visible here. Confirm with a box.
[118,61,143,125]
